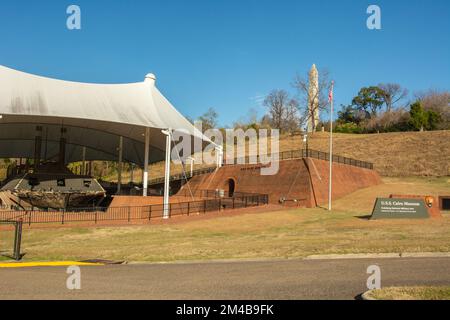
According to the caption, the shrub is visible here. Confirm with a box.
[335,122,363,133]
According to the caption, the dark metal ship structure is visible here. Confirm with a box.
[1,163,105,210]
[0,129,106,211]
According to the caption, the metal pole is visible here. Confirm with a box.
[162,129,172,219]
[143,128,150,196]
[14,220,23,261]
[328,81,334,211]
[33,126,42,172]
[82,146,86,175]
[188,157,194,177]
[117,136,123,194]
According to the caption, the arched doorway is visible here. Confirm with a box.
[227,178,235,197]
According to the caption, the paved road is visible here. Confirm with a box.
[1,257,450,300]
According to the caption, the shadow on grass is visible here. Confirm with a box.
[0,251,26,261]
[354,293,365,300]
[354,215,372,220]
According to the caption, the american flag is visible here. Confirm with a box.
[328,80,334,103]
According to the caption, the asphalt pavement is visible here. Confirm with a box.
[1,257,449,300]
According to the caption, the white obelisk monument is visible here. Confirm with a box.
[307,64,319,133]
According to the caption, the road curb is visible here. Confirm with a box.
[126,256,297,265]
[305,252,450,260]
[0,261,104,268]
[124,253,450,265]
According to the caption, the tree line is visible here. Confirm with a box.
[194,67,334,134]
[336,86,449,133]
[193,69,449,135]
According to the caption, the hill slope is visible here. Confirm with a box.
[280,130,450,177]
[145,130,450,179]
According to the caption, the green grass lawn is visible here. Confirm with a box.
[367,286,450,300]
[8,176,450,263]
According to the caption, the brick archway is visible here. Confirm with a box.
[227,178,235,197]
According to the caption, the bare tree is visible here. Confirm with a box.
[198,107,219,131]
[378,83,408,112]
[263,90,300,133]
[366,108,410,132]
[233,108,260,130]
[415,89,450,129]
[264,90,286,130]
[293,68,333,132]
[284,98,301,132]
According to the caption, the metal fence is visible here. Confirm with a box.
[176,189,267,199]
[136,148,373,189]
[226,148,374,170]
[148,166,217,186]
[0,192,269,226]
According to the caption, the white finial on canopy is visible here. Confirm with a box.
[145,73,156,86]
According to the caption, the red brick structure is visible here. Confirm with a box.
[389,194,443,218]
[109,195,205,207]
[306,158,381,206]
[179,158,382,208]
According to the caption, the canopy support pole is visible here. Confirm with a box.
[81,147,86,175]
[59,128,67,168]
[162,129,172,219]
[33,126,42,172]
[143,128,150,196]
[117,136,123,195]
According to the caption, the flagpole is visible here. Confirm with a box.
[328,81,334,211]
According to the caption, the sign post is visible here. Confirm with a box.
[328,81,334,211]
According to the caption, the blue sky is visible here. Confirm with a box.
[1,0,449,126]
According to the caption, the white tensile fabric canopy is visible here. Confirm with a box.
[0,64,205,165]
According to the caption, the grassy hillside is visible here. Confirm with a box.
[101,130,450,182]
[279,130,450,177]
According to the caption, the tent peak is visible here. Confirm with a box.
[145,73,156,86]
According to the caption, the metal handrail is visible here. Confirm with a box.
[0,191,269,225]
[146,148,373,187]
[224,148,374,170]
[148,166,217,185]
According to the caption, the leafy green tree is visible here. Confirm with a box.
[335,122,363,134]
[409,101,429,131]
[426,110,441,130]
[337,104,369,125]
[337,104,356,123]
[351,86,385,117]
